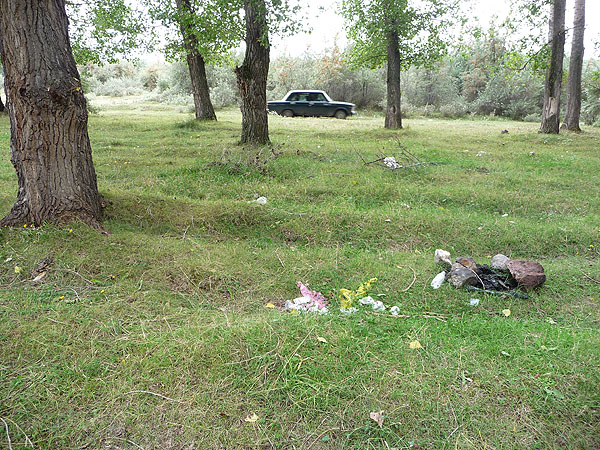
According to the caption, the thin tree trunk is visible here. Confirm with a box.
[385,28,402,129]
[175,0,217,121]
[561,0,585,131]
[0,0,102,227]
[540,0,566,134]
[235,0,270,145]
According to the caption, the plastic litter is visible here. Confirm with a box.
[389,306,400,316]
[284,282,329,314]
[248,196,267,205]
[430,271,446,289]
[469,298,480,306]
[383,156,401,169]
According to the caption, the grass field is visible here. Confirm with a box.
[0,99,599,449]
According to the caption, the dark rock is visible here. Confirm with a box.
[455,256,477,271]
[506,260,546,289]
[446,263,479,288]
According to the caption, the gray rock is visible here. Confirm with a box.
[506,260,546,289]
[434,249,452,266]
[446,263,479,288]
[455,256,477,271]
[491,254,510,271]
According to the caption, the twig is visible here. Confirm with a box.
[47,317,68,326]
[108,436,144,450]
[0,418,12,450]
[274,248,285,269]
[0,417,33,448]
[121,390,181,403]
[398,265,417,292]
[582,272,600,284]
[306,427,340,450]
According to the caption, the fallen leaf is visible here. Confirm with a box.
[265,303,275,309]
[317,336,327,344]
[409,340,423,349]
[369,410,384,428]
[502,309,511,317]
[244,413,259,423]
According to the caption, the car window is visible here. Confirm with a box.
[287,92,310,101]
[309,93,327,102]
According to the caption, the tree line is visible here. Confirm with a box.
[0,0,594,227]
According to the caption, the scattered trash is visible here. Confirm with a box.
[359,296,386,312]
[502,308,511,317]
[430,271,446,289]
[245,413,259,423]
[339,278,377,310]
[355,141,437,171]
[369,411,385,428]
[14,266,21,274]
[317,336,328,344]
[284,282,329,314]
[249,196,267,205]
[502,213,509,217]
[383,156,401,169]
[469,298,480,306]
[476,152,486,157]
[500,351,511,357]
[4,257,12,263]
[265,303,275,309]
[501,129,509,134]
[389,306,401,316]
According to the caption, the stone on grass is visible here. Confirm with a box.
[506,260,546,289]
[455,256,477,271]
[434,249,452,266]
[446,263,479,288]
[491,254,510,271]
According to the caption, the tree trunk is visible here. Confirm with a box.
[0,95,4,112]
[540,0,566,134]
[0,0,102,227]
[175,0,217,121]
[385,28,402,129]
[235,0,270,145]
[561,0,585,132]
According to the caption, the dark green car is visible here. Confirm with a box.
[267,90,356,119]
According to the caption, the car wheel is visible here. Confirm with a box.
[282,109,294,118]
[334,110,347,120]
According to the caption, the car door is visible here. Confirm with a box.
[307,92,331,116]
[287,92,310,116]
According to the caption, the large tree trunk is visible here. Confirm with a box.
[235,0,270,145]
[540,0,566,134]
[175,0,217,121]
[561,0,585,132]
[385,28,402,129]
[0,0,102,227]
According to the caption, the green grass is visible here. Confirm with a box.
[0,100,599,449]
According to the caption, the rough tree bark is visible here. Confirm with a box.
[0,0,102,226]
[175,0,217,121]
[561,0,585,132]
[235,0,270,145]
[540,0,566,134]
[385,28,402,129]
